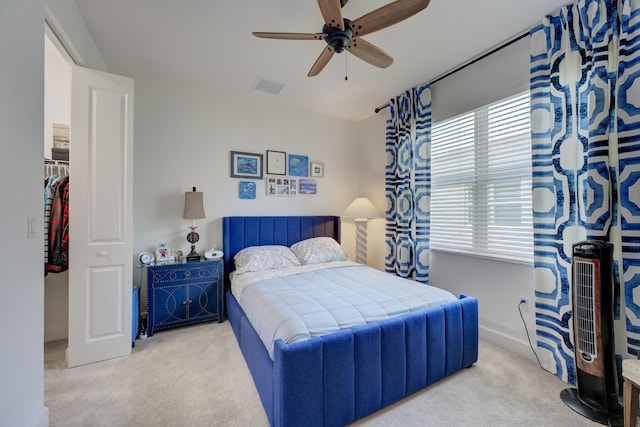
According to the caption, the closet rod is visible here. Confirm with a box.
[374,30,529,114]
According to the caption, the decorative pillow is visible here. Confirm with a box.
[290,237,349,265]
[234,245,301,274]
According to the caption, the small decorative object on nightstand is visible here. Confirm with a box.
[183,187,206,262]
[204,247,224,259]
[155,243,174,262]
[138,251,155,265]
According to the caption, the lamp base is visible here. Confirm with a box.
[186,244,200,262]
[355,220,368,265]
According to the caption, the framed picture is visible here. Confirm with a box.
[230,151,263,179]
[266,150,286,175]
[239,181,256,199]
[288,154,309,177]
[155,243,174,262]
[310,162,324,177]
[299,179,317,195]
[266,177,297,196]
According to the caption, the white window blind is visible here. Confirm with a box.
[430,91,533,263]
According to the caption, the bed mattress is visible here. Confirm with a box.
[232,261,457,360]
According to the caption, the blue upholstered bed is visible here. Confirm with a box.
[222,216,479,427]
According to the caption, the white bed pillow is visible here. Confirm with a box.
[290,237,349,265]
[234,245,301,274]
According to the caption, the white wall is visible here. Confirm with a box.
[354,112,387,271]
[44,0,107,72]
[430,252,536,358]
[0,1,48,426]
[132,77,361,265]
[431,36,530,123]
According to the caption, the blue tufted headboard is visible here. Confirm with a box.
[222,216,341,282]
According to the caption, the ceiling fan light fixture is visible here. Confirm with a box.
[253,77,285,95]
[323,20,353,53]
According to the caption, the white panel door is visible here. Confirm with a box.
[67,66,134,367]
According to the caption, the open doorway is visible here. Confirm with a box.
[44,32,71,343]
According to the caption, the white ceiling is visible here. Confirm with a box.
[72,0,568,122]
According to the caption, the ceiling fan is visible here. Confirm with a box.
[252,0,431,77]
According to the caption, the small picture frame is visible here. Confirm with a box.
[230,151,263,179]
[310,162,324,177]
[299,179,317,195]
[155,243,174,262]
[288,154,309,177]
[239,181,256,199]
[266,177,297,196]
[266,150,286,175]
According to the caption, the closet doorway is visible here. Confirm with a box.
[44,26,135,367]
[44,33,71,344]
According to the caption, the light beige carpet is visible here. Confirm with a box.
[45,322,615,426]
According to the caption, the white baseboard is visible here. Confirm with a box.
[35,407,49,427]
[479,324,539,362]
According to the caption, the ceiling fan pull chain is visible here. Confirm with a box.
[345,54,348,81]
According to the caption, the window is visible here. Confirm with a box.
[430,91,533,263]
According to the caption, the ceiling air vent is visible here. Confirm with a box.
[253,77,285,95]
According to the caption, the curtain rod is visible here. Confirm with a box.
[374,30,529,114]
[430,31,529,85]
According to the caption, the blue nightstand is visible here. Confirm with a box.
[145,258,224,336]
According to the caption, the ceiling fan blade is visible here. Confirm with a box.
[349,0,430,38]
[317,0,345,31]
[347,38,393,68]
[253,32,326,40]
[308,47,335,77]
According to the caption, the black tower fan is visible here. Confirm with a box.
[560,241,621,425]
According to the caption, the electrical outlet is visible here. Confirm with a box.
[519,296,529,312]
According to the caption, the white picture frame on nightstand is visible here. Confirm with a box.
[155,243,174,262]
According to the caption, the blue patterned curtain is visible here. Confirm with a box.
[530,0,640,383]
[619,0,640,356]
[385,83,432,282]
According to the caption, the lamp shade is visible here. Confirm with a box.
[183,187,206,219]
[343,197,379,221]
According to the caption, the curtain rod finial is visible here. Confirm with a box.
[375,104,389,114]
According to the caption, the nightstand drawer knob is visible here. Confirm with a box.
[181,299,193,305]
[184,272,191,278]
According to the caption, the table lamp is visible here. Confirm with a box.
[343,197,379,264]
[183,187,206,262]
